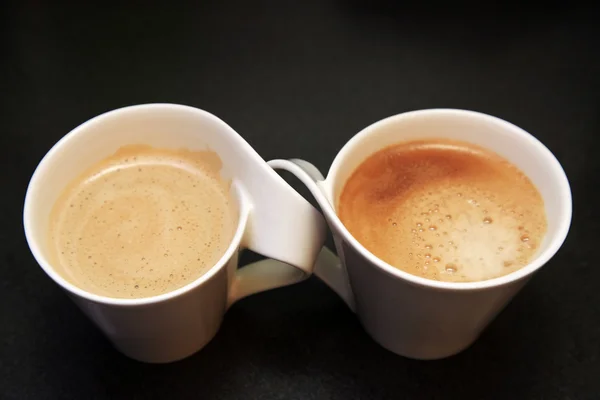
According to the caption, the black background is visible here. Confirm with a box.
[1,1,599,399]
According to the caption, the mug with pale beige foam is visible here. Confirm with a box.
[24,104,327,363]
[25,105,571,363]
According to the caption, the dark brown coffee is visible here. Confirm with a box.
[338,139,547,282]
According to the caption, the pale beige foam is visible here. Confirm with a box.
[48,145,236,298]
[338,139,547,283]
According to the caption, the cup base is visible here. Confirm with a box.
[111,328,218,363]
[365,325,479,360]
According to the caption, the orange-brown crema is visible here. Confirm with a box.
[338,139,547,283]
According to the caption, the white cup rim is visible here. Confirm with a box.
[324,108,572,291]
[23,103,249,307]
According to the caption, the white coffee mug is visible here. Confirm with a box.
[269,109,572,360]
[23,104,327,363]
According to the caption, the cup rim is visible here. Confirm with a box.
[324,108,572,291]
[23,103,249,307]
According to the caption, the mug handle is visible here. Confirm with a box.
[266,159,356,312]
[227,164,328,306]
[231,247,343,306]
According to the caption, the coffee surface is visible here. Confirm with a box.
[338,139,547,282]
[48,145,236,298]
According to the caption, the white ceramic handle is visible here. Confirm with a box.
[227,163,328,306]
[267,159,355,311]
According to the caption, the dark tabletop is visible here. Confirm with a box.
[1,1,599,399]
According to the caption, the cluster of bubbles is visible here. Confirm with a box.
[384,188,541,281]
